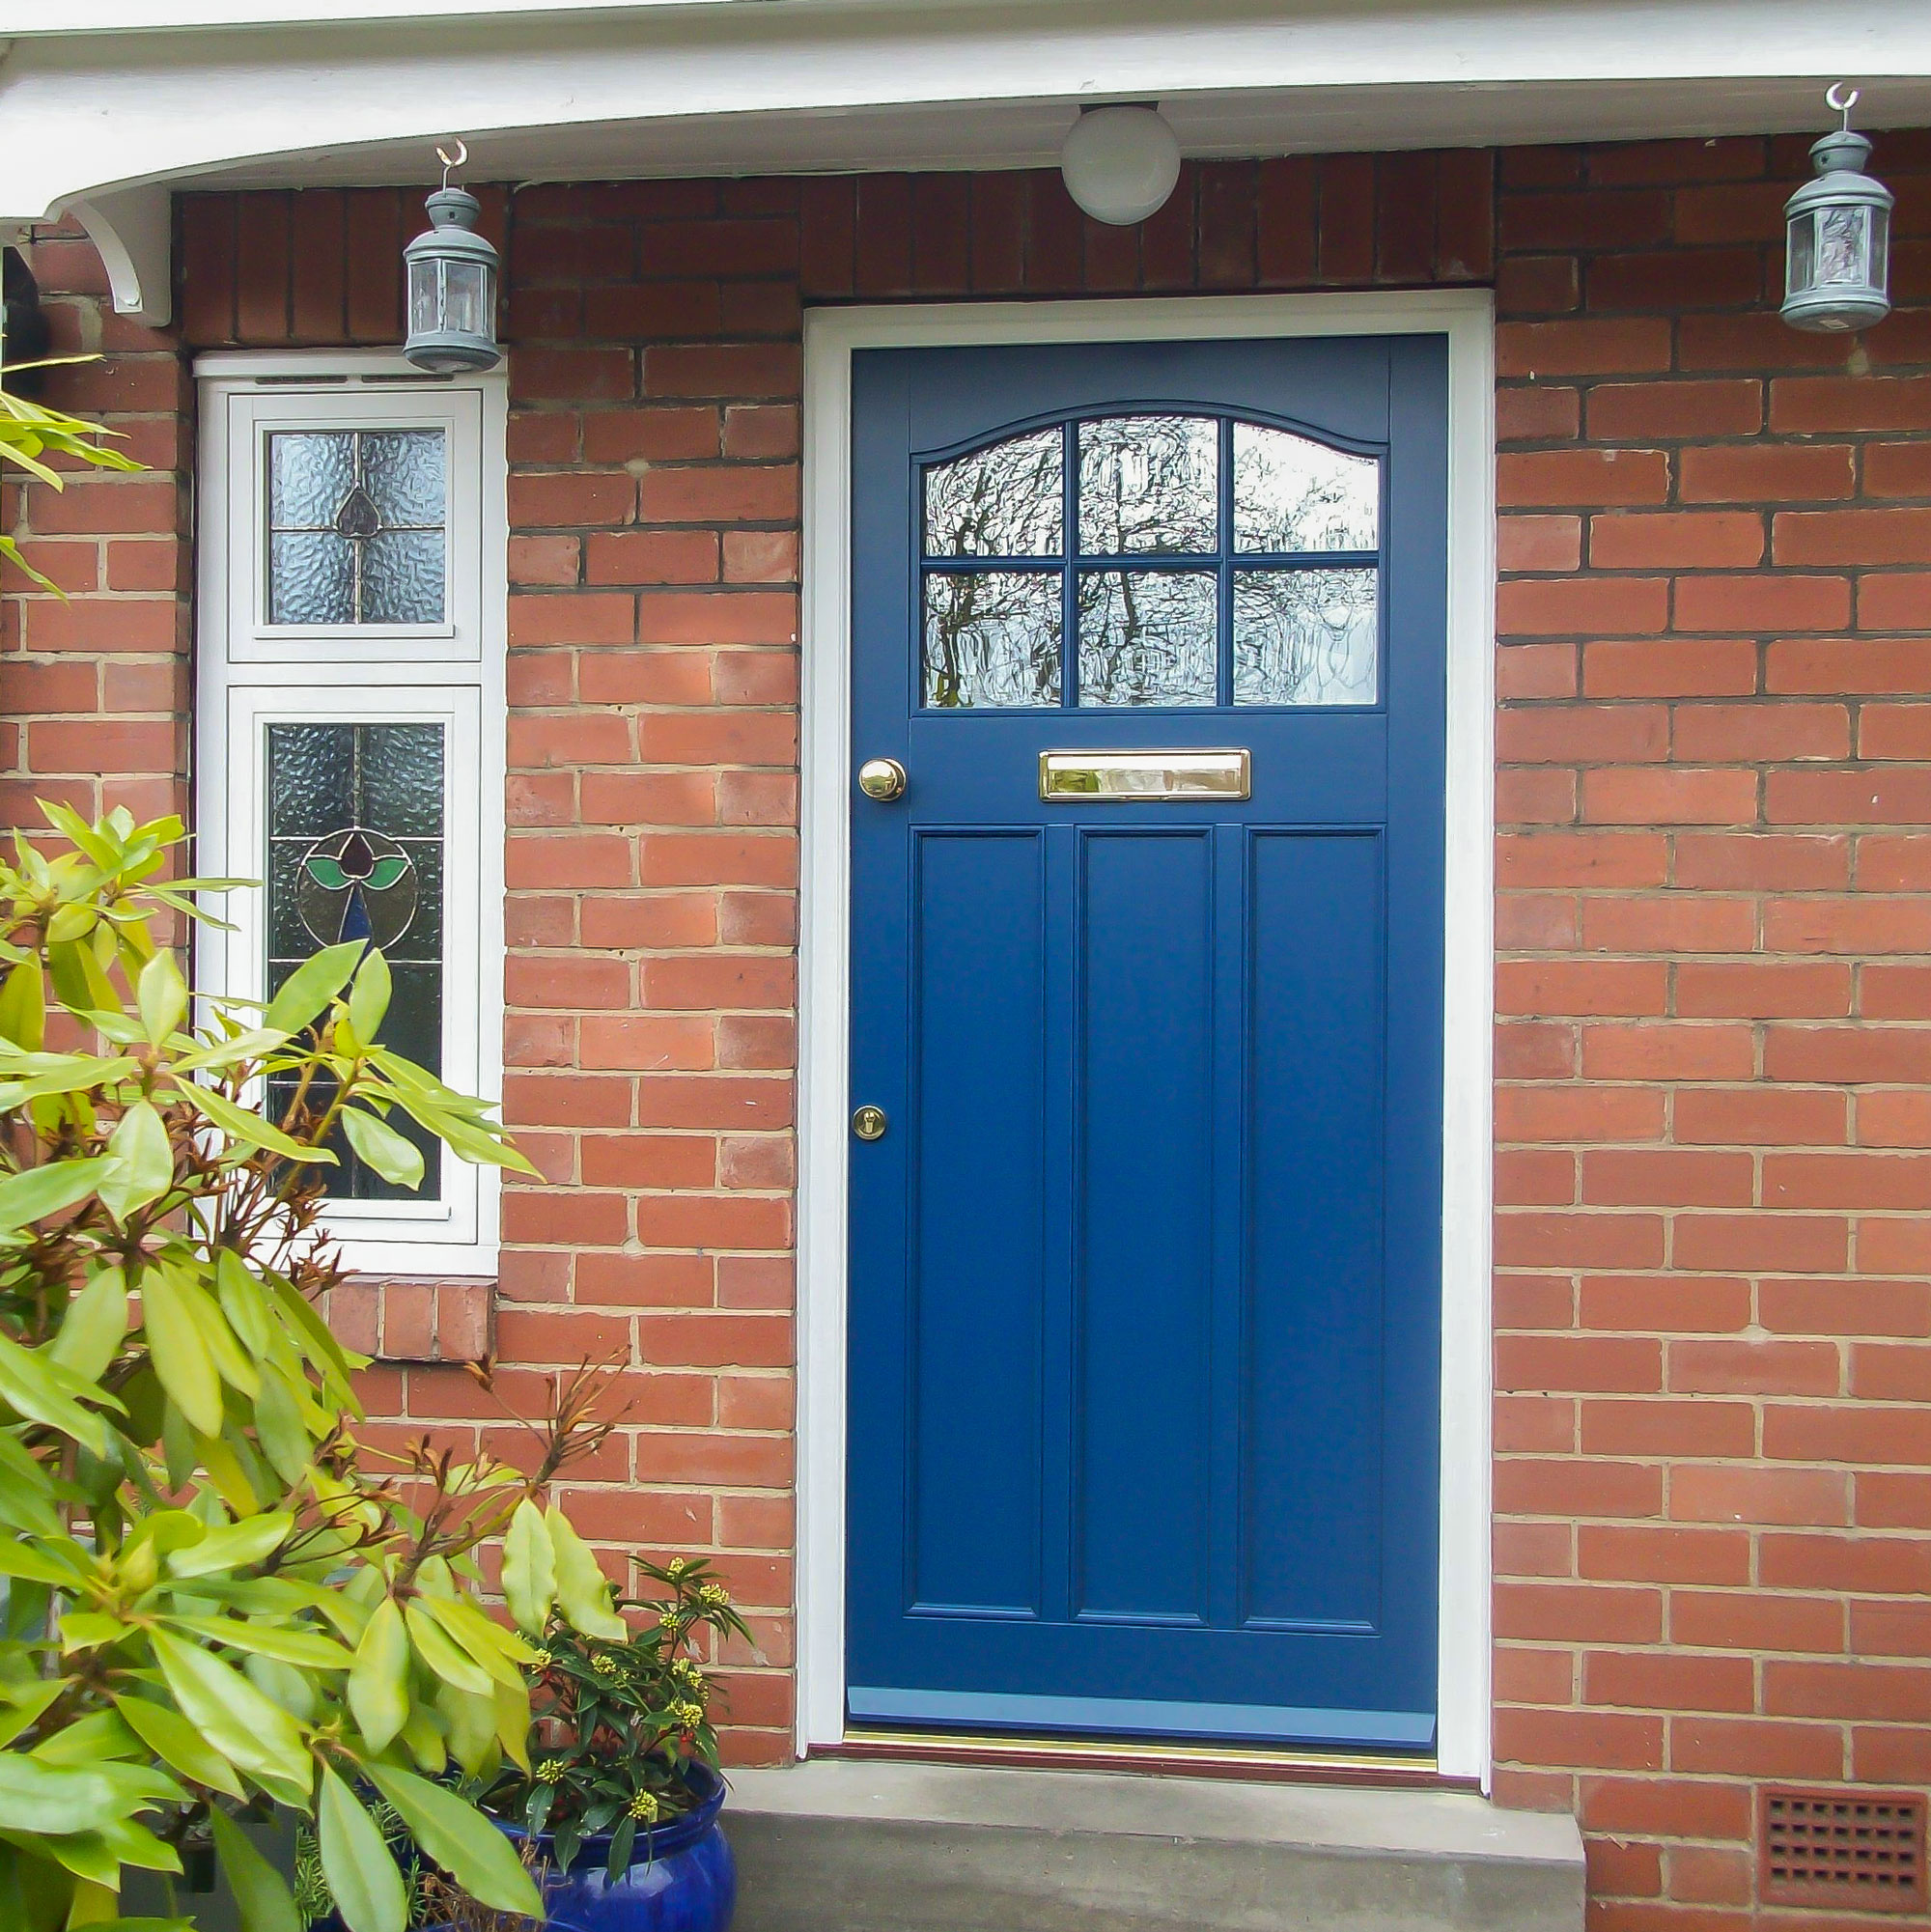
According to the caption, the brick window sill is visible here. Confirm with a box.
[322,1275,494,1365]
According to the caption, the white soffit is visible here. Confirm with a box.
[3,0,1930,311]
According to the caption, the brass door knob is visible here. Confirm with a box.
[852,1105,888,1141]
[857,757,908,802]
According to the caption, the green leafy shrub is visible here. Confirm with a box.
[0,803,625,1932]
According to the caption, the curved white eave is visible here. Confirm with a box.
[6,0,1931,319]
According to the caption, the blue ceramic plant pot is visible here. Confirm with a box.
[496,1761,735,1932]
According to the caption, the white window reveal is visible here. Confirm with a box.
[195,352,508,1277]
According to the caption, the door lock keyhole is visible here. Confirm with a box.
[852,1105,888,1141]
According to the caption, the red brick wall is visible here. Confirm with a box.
[1489,132,1931,1927]
[0,219,189,830]
[7,131,1931,1922]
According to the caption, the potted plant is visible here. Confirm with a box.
[467,1556,751,1932]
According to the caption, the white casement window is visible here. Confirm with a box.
[195,352,508,1277]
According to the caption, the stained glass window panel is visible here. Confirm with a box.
[265,720,445,1201]
[1232,568,1379,706]
[922,570,1062,708]
[1233,425,1379,554]
[1077,416,1217,555]
[266,428,447,625]
[1077,571,1217,708]
[923,429,1064,558]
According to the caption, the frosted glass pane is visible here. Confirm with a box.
[266,722,355,838]
[269,532,354,625]
[269,433,354,528]
[922,570,1061,708]
[1077,571,1217,708]
[364,431,445,528]
[1077,416,1217,555]
[359,723,445,836]
[924,429,1063,558]
[362,531,446,625]
[1233,568,1379,706]
[1233,426,1379,553]
[1817,204,1871,287]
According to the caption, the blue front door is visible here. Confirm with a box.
[846,335,1447,1751]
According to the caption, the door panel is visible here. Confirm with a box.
[1245,828,1385,1632]
[909,831,1047,1617]
[847,334,1448,1751]
[1076,829,1216,1626]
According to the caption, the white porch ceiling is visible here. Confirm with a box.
[4,0,1930,322]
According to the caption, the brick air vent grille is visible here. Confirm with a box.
[1760,1787,1928,1914]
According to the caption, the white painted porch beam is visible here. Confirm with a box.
[3,0,1929,248]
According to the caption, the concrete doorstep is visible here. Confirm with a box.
[723,1759,1585,1932]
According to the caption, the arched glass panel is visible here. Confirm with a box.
[1233,424,1378,553]
[1077,416,1217,555]
[917,413,1383,711]
[923,427,1063,558]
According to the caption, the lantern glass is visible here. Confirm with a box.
[1817,203,1870,286]
[442,260,492,340]
[407,257,440,338]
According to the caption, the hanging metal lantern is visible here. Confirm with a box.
[1782,84,1893,334]
[404,140,501,372]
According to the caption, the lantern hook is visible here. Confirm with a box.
[435,139,470,189]
[1825,82,1861,127]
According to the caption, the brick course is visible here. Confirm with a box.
[7,128,1931,1921]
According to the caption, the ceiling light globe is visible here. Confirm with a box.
[1060,104,1183,227]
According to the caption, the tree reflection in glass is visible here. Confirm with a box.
[1078,572,1217,707]
[923,428,1063,558]
[1078,416,1217,554]
[1233,425,1379,554]
[1233,569,1378,706]
[922,571,1062,708]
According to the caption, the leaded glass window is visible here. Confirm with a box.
[919,414,1383,709]
[266,721,445,1201]
[267,429,447,626]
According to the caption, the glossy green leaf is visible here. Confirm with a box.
[47,1267,128,1383]
[166,1617,350,1670]
[138,1268,223,1438]
[547,1506,626,1640]
[148,1631,310,1802]
[403,1603,490,1695]
[364,1763,542,1918]
[0,956,45,1051]
[301,857,349,892]
[134,949,187,1049]
[180,1082,322,1164]
[0,1328,114,1457]
[316,1766,406,1932]
[347,1598,409,1752]
[500,1498,556,1637]
[338,1106,423,1190]
[346,950,391,1047]
[209,1806,300,1932]
[0,1157,112,1236]
[164,1512,294,1580]
[263,941,363,1037]
[109,1694,245,1801]
[251,1369,312,1488]
[98,1102,173,1219]
[0,1756,120,1835]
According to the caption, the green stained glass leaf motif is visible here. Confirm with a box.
[266,720,445,1204]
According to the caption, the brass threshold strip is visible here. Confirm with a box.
[819,1728,1476,1793]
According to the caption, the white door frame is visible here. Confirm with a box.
[797,292,1496,1784]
